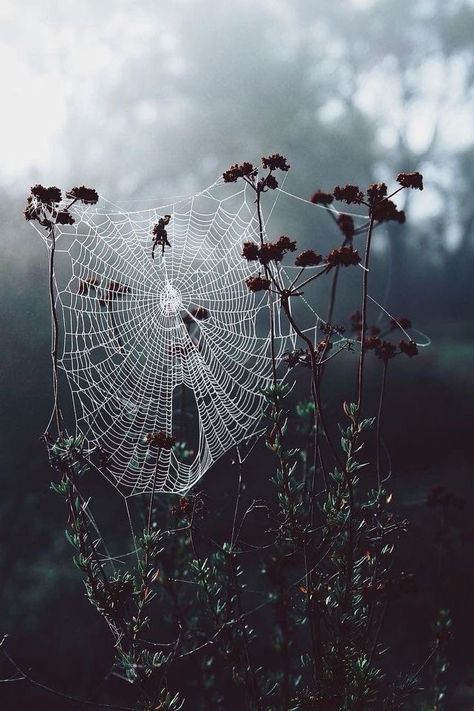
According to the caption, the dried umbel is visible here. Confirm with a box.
[223,153,290,193]
[310,189,333,205]
[66,185,99,204]
[400,339,418,357]
[242,241,260,261]
[397,171,423,190]
[261,154,290,172]
[56,210,75,225]
[31,184,62,204]
[222,161,256,183]
[372,199,405,223]
[294,250,322,267]
[326,246,361,267]
[333,183,365,205]
[24,182,99,229]
[245,275,271,292]
[336,213,355,239]
[242,236,297,265]
[24,184,65,228]
[366,182,388,205]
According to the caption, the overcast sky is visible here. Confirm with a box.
[1,0,473,230]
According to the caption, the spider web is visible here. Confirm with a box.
[37,179,310,495]
[29,176,430,498]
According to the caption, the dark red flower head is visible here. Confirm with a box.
[295,250,322,267]
[66,186,99,205]
[245,275,271,292]
[261,154,290,172]
[397,172,423,190]
[310,190,333,206]
[223,162,256,183]
[259,174,278,191]
[367,182,388,206]
[399,340,418,357]
[242,241,260,261]
[258,243,281,265]
[258,236,297,264]
[372,199,405,223]
[336,214,355,239]
[56,210,75,225]
[276,235,297,252]
[333,184,364,205]
[25,186,64,227]
[326,246,361,267]
[30,184,62,205]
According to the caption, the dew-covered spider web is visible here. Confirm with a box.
[32,179,313,495]
[29,176,430,497]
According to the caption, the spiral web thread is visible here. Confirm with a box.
[35,179,310,495]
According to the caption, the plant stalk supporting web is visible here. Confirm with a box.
[47,225,63,437]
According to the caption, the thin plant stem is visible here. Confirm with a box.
[47,225,63,436]
[147,450,161,534]
[356,214,375,416]
[376,361,388,489]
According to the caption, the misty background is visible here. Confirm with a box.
[1,0,474,707]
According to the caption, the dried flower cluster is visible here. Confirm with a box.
[223,154,290,192]
[261,154,290,172]
[24,183,98,229]
[294,249,322,267]
[66,185,100,204]
[326,245,361,267]
[397,171,423,190]
[353,310,419,361]
[333,184,365,205]
[310,189,334,205]
[372,199,406,224]
[222,161,257,183]
[245,274,271,292]
[242,235,297,264]
[337,213,355,239]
